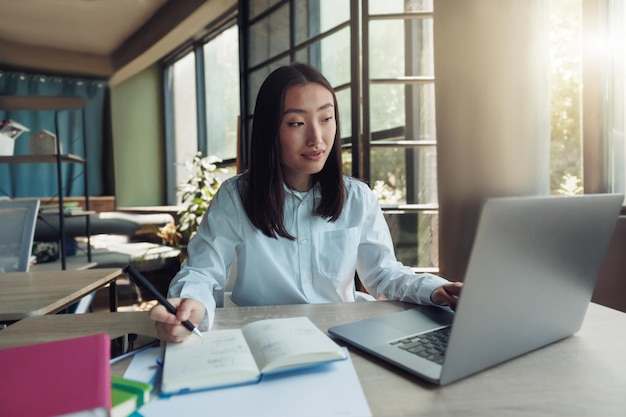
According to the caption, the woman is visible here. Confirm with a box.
[150,63,462,342]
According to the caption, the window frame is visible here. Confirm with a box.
[162,9,239,205]
[362,3,439,271]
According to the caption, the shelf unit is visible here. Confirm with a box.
[0,154,84,164]
[0,96,92,269]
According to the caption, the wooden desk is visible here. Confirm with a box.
[0,311,155,349]
[0,268,121,323]
[30,260,97,271]
[0,301,624,417]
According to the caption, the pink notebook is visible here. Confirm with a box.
[0,333,111,417]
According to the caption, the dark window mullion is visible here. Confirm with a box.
[370,141,437,147]
[238,1,250,169]
[306,0,321,66]
[369,12,433,21]
[370,77,434,84]
[248,0,289,26]
[247,21,351,74]
[194,44,208,156]
[405,16,423,204]
[289,0,296,61]
[360,0,370,184]
[163,65,177,205]
[349,0,361,181]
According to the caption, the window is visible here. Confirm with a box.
[239,0,437,271]
[162,0,604,272]
[575,0,625,202]
[165,50,198,204]
[599,0,626,197]
[363,0,438,270]
[203,25,241,162]
[163,14,239,205]
[552,0,626,202]
[240,0,353,152]
[550,0,584,196]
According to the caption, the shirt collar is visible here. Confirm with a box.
[283,181,321,201]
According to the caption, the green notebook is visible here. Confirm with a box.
[111,375,153,417]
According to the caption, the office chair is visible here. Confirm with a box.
[0,199,94,313]
[0,199,40,272]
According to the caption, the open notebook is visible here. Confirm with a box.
[161,316,347,395]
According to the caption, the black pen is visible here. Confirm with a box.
[123,264,203,338]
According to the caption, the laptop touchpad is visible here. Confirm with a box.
[375,307,454,334]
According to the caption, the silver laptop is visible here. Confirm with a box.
[329,194,623,385]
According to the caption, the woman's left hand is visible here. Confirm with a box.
[431,282,463,310]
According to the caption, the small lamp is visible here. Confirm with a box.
[0,119,30,155]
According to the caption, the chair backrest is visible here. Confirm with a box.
[0,199,40,272]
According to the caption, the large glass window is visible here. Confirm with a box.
[249,5,290,68]
[162,0,605,272]
[600,0,626,198]
[241,0,352,146]
[169,51,198,204]
[164,17,239,205]
[364,0,438,269]
[550,0,584,196]
[238,0,438,271]
[548,0,625,201]
[203,25,241,161]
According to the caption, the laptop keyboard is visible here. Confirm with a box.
[390,326,451,365]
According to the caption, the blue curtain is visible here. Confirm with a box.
[0,70,107,198]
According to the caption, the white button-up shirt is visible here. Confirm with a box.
[169,175,449,330]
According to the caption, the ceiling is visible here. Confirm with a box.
[0,0,170,55]
[0,0,233,84]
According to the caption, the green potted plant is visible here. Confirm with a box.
[135,152,225,261]
[176,152,226,248]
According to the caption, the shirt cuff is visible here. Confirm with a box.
[414,273,452,306]
[170,282,217,331]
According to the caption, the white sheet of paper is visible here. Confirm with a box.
[135,348,371,417]
[123,346,161,385]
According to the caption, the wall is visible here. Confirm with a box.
[434,0,551,281]
[110,65,165,206]
[593,217,626,312]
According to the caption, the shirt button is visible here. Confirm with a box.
[300,238,307,244]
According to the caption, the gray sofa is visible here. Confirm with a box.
[35,211,175,241]
[34,211,180,272]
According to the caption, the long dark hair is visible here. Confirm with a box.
[242,62,345,239]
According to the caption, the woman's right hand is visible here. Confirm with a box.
[148,297,206,343]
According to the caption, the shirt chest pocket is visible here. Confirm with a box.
[316,227,360,278]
